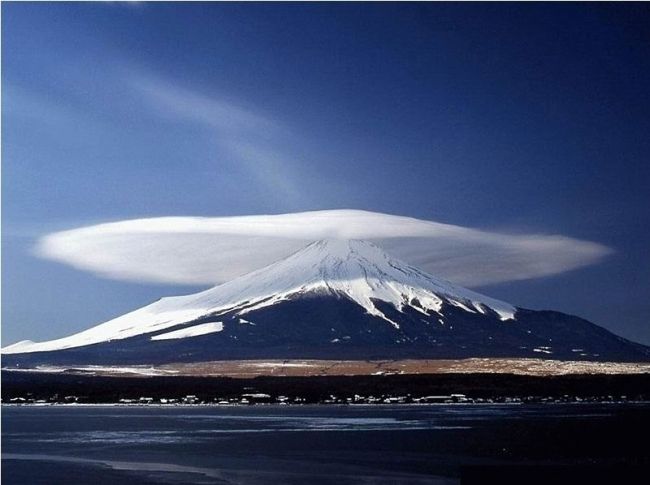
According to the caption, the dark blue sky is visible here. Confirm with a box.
[3,2,650,345]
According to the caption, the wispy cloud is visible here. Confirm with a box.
[103,1,146,9]
[34,209,613,287]
[128,72,278,133]
[125,69,301,202]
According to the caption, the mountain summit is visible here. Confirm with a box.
[3,239,649,365]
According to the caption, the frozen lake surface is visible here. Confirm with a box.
[3,403,650,484]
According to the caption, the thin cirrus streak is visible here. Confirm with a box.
[125,69,303,203]
[34,209,613,288]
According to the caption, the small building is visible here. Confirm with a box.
[182,395,199,404]
[418,395,453,403]
[241,393,272,404]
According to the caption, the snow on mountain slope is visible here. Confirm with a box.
[150,322,224,341]
[2,239,516,354]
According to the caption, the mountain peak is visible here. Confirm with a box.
[263,238,517,324]
[3,239,517,355]
[5,238,649,364]
[288,238,386,261]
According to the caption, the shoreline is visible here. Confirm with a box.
[5,369,650,405]
[5,400,650,408]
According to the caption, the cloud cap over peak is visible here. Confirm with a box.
[35,209,612,287]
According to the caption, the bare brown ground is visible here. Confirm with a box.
[157,358,650,378]
[24,358,650,378]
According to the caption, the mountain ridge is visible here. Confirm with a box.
[3,239,649,364]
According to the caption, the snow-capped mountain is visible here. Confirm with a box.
[3,239,649,365]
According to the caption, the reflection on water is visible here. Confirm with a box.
[2,404,649,484]
[4,452,452,485]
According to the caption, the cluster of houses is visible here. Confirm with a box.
[4,393,636,405]
[117,393,299,405]
[6,394,81,405]
[112,393,474,405]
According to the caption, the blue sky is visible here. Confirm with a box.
[3,2,650,345]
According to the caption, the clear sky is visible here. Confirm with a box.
[2,2,649,346]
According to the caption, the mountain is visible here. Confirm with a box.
[3,239,649,366]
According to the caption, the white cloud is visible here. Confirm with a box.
[34,209,612,287]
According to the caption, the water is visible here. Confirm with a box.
[2,403,649,484]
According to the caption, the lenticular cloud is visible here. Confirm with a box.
[35,209,612,287]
